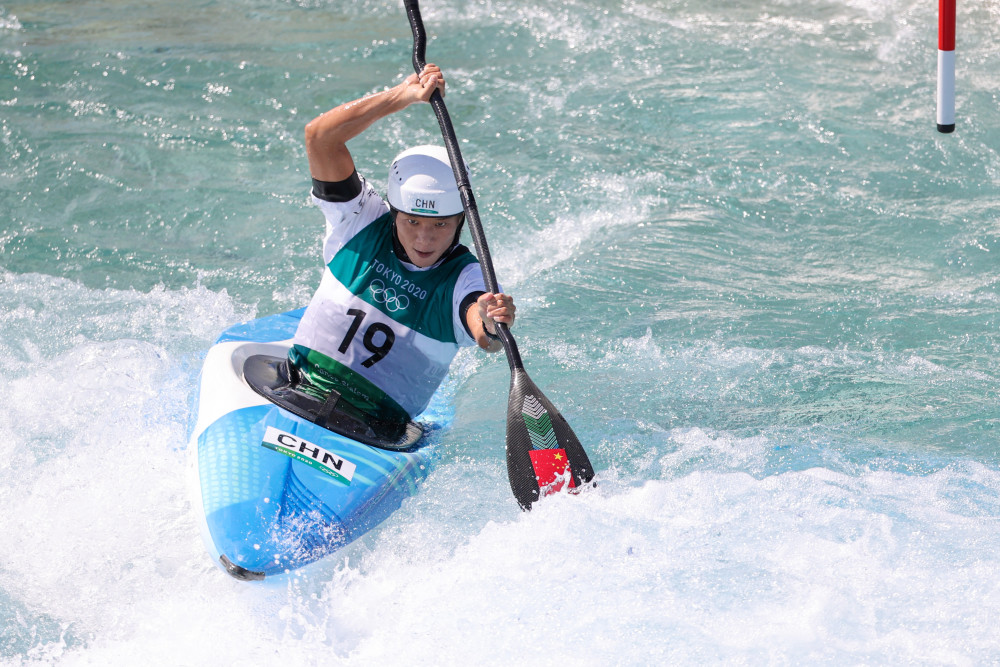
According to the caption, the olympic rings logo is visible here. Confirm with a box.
[369,279,410,312]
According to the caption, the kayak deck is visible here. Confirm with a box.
[189,310,441,580]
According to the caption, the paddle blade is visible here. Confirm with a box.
[506,368,595,510]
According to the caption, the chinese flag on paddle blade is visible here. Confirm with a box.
[529,448,577,496]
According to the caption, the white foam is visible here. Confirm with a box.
[3,273,999,663]
[62,464,990,664]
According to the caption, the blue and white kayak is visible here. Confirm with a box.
[188,308,442,581]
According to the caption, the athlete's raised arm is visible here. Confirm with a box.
[305,65,445,182]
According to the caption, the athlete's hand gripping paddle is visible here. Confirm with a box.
[403,0,595,510]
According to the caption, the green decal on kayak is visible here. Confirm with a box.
[522,395,557,450]
[261,426,356,486]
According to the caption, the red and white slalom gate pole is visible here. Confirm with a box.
[937,0,956,133]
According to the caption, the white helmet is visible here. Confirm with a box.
[387,145,467,218]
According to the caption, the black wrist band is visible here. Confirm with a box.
[485,327,500,341]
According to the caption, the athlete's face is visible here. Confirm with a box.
[394,212,462,268]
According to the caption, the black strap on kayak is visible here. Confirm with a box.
[316,387,343,429]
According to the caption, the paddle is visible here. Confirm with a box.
[403,0,595,510]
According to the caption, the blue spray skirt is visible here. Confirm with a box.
[188,309,442,580]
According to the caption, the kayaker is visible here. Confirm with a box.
[288,63,516,435]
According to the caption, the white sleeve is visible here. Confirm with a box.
[312,175,390,264]
[452,262,502,347]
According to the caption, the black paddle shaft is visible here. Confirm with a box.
[403,0,523,371]
[403,0,595,509]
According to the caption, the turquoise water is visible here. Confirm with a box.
[2,0,999,662]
